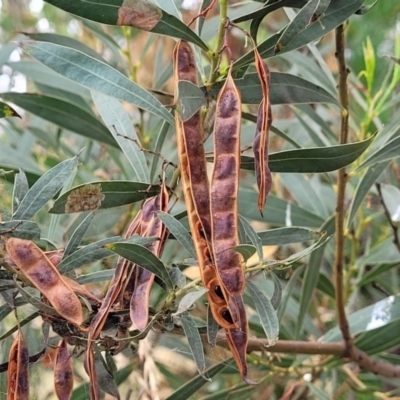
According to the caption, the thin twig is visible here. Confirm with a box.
[376,182,400,253]
[334,23,353,354]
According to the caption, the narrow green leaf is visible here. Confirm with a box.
[233,0,364,73]
[180,311,208,380]
[0,298,27,323]
[0,221,40,240]
[75,270,115,285]
[238,136,374,173]
[270,273,283,310]
[173,288,209,316]
[92,345,120,398]
[150,119,173,181]
[107,242,173,288]
[276,267,304,324]
[306,382,330,400]
[49,181,159,214]
[232,245,257,262]
[357,136,400,170]
[201,384,255,400]
[258,227,320,245]
[238,215,263,262]
[177,81,206,122]
[23,32,105,61]
[207,305,219,348]
[57,236,121,274]
[43,0,208,50]
[91,92,149,182]
[12,155,79,221]
[157,212,196,259]
[63,212,95,260]
[206,72,338,105]
[347,162,388,229]
[169,266,187,289]
[12,169,30,215]
[19,41,175,125]
[358,263,399,287]
[0,312,40,342]
[275,0,321,54]
[0,100,21,118]
[10,60,91,98]
[1,92,117,147]
[247,280,279,345]
[297,215,335,337]
[165,359,229,400]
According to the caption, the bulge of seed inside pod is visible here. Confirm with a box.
[213,212,236,240]
[28,262,60,289]
[213,155,237,181]
[11,240,34,263]
[178,45,195,74]
[218,90,239,119]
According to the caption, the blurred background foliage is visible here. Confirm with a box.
[0,0,400,399]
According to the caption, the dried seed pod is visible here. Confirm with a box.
[54,339,73,400]
[253,51,273,213]
[5,238,83,326]
[210,68,245,298]
[130,182,169,331]
[173,40,236,330]
[7,331,29,400]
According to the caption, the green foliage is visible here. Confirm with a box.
[0,0,400,399]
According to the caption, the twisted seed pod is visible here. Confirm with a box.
[7,331,29,400]
[54,339,73,400]
[174,40,236,330]
[5,238,83,326]
[253,53,273,213]
[86,210,143,400]
[130,184,169,331]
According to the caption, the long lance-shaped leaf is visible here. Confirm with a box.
[106,242,173,289]
[12,155,79,221]
[247,280,279,345]
[274,0,322,54]
[237,135,374,173]
[180,311,208,379]
[1,92,117,147]
[43,0,208,50]
[0,221,40,240]
[233,0,364,74]
[91,92,149,182]
[206,72,338,105]
[19,41,175,125]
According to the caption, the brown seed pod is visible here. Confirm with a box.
[54,339,73,400]
[210,68,245,299]
[5,238,83,326]
[130,182,169,331]
[7,331,29,400]
[173,40,236,330]
[253,50,273,213]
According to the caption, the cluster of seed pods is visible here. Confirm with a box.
[174,40,254,383]
[85,184,169,399]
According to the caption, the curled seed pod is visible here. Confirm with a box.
[54,339,73,400]
[130,182,169,331]
[253,50,273,213]
[5,238,83,326]
[173,40,236,330]
[7,331,29,400]
[210,68,245,298]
